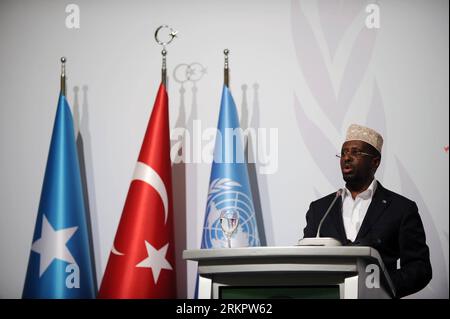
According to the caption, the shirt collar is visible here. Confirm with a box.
[342,179,378,200]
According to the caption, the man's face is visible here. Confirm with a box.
[340,140,380,184]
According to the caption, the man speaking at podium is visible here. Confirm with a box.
[302,124,432,298]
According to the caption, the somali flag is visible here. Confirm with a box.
[22,94,96,298]
[200,85,260,249]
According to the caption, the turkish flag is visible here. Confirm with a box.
[98,83,176,298]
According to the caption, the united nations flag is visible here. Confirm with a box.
[201,85,260,249]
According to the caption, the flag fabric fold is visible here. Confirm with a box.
[98,83,176,299]
[201,85,260,250]
[23,94,96,298]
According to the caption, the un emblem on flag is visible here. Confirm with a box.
[202,178,260,248]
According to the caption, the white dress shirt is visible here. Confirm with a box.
[341,179,378,242]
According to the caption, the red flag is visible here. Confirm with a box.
[98,83,176,298]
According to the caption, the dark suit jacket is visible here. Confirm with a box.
[303,182,432,298]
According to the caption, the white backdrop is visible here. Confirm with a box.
[0,0,448,298]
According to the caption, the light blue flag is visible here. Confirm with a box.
[22,94,96,298]
[201,85,260,249]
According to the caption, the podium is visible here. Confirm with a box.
[183,246,396,299]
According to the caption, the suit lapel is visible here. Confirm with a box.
[330,198,348,244]
[356,182,391,241]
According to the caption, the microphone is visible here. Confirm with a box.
[297,189,343,246]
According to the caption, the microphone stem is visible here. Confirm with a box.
[316,191,341,238]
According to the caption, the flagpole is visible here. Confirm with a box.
[224,49,229,87]
[161,49,167,87]
[60,57,66,96]
[154,25,178,87]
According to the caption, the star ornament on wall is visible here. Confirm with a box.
[31,215,78,277]
[136,241,173,284]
